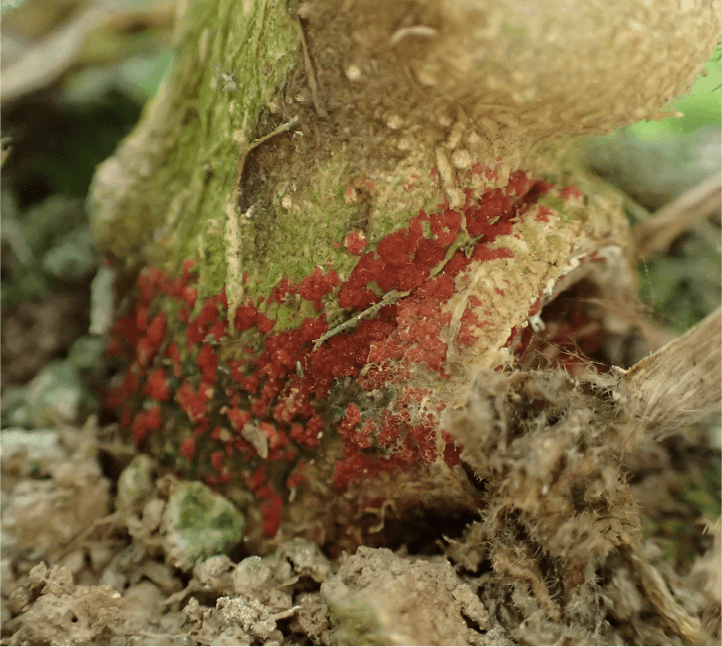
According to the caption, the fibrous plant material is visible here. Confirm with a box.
[442,310,720,643]
[88,0,719,556]
[619,308,721,440]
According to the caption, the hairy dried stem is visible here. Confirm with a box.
[620,307,721,439]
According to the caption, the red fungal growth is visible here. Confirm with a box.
[209,320,227,340]
[465,190,514,237]
[210,450,224,474]
[271,278,291,304]
[456,308,489,348]
[338,253,385,309]
[471,244,515,262]
[536,205,553,222]
[297,268,340,311]
[409,419,437,464]
[196,344,218,384]
[176,380,211,422]
[180,437,196,460]
[340,404,362,430]
[398,387,433,406]
[120,406,132,427]
[257,484,283,538]
[259,421,288,455]
[145,368,172,401]
[256,312,276,334]
[136,313,167,366]
[344,231,367,255]
[146,313,166,346]
[528,297,542,317]
[186,298,220,347]
[356,419,376,448]
[107,167,562,535]
[376,409,401,447]
[377,218,423,267]
[181,286,197,309]
[429,209,462,246]
[106,370,139,408]
[136,305,150,332]
[506,170,534,197]
[136,340,155,367]
[137,274,155,305]
[339,404,374,450]
[467,162,499,182]
[166,341,183,378]
[111,313,143,354]
[441,430,462,466]
[131,405,163,444]
[290,415,323,449]
[362,275,456,383]
[442,249,473,277]
[226,405,251,432]
[234,304,258,331]
[332,453,388,490]
[286,464,307,489]
[561,185,584,200]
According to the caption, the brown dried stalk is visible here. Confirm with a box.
[634,174,721,260]
[619,307,721,439]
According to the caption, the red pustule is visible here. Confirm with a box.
[257,484,283,538]
[536,205,553,222]
[344,231,368,255]
[144,368,172,401]
[196,344,219,384]
[131,405,163,444]
[175,380,211,422]
[561,186,584,201]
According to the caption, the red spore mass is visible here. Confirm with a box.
[175,380,210,422]
[180,437,196,460]
[296,267,340,311]
[131,405,163,444]
[536,205,553,222]
[145,368,172,402]
[106,170,560,537]
[561,185,584,200]
[344,231,368,255]
[196,344,219,384]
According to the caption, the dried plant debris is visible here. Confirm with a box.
[440,343,720,645]
[443,369,637,644]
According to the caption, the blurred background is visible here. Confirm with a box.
[1,0,719,571]
[2,0,173,419]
